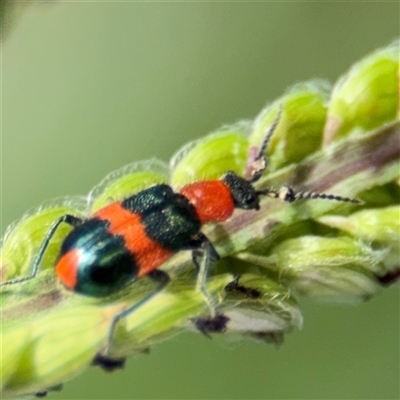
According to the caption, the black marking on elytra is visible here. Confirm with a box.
[60,218,109,254]
[121,184,175,213]
[122,184,202,251]
[60,218,138,297]
[92,353,126,372]
[225,276,262,299]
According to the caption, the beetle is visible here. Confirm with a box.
[1,107,359,358]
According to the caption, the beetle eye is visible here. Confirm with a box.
[246,195,255,205]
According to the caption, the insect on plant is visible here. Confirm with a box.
[1,106,360,363]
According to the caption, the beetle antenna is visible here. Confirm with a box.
[258,186,362,204]
[249,104,283,183]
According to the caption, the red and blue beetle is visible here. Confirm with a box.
[1,107,359,359]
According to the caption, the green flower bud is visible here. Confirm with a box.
[170,122,250,188]
[324,39,399,144]
[318,206,400,272]
[1,198,85,280]
[89,159,169,213]
[249,80,330,171]
[270,236,383,302]
[223,273,302,344]
[2,302,109,398]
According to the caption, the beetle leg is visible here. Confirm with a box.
[1,214,83,286]
[189,233,229,335]
[102,269,170,358]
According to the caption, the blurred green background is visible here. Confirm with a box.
[2,2,399,399]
